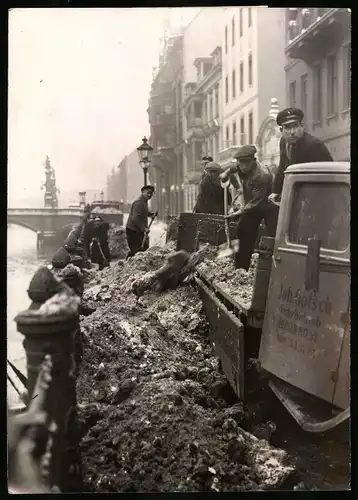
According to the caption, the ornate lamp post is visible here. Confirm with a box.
[137,136,153,187]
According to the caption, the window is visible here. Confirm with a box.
[226,125,230,146]
[239,8,243,37]
[248,111,253,144]
[300,74,308,116]
[225,25,228,54]
[313,65,322,122]
[215,87,219,117]
[248,7,252,27]
[240,116,245,144]
[248,53,253,87]
[233,121,237,145]
[288,182,350,251]
[210,92,213,120]
[289,81,296,108]
[342,44,351,110]
[232,16,235,45]
[327,53,337,115]
[225,76,229,104]
[232,70,236,99]
[240,62,244,93]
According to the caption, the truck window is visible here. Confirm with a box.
[288,182,350,251]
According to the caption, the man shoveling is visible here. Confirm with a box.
[219,145,278,270]
[126,185,158,259]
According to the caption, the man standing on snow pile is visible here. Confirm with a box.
[126,185,158,258]
[83,215,111,270]
[220,145,278,271]
[193,161,232,215]
[269,107,333,204]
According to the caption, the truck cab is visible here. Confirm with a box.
[259,162,350,432]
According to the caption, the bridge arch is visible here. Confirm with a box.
[7,218,39,233]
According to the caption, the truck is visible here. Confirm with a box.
[175,161,350,433]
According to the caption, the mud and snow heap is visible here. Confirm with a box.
[196,253,259,309]
[107,224,129,259]
[93,207,122,214]
[77,243,294,493]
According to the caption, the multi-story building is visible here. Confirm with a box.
[218,7,286,170]
[182,48,223,210]
[285,8,351,160]
[105,149,143,208]
[147,30,185,220]
[181,7,225,211]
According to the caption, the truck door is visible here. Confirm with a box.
[259,174,350,406]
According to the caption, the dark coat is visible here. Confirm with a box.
[273,132,333,195]
[84,220,110,262]
[126,195,154,233]
[193,175,232,215]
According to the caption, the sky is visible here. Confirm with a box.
[8,7,200,206]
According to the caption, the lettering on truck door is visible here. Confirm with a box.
[259,178,350,405]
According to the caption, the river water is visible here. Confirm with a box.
[7,218,167,409]
[7,225,46,408]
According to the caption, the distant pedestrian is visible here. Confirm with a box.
[269,108,333,203]
[126,185,157,258]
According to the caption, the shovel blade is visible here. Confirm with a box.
[217,239,240,252]
[217,246,235,259]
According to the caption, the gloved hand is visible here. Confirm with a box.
[225,210,242,220]
[268,193,280,203]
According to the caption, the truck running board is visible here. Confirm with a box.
[269,377,350,433]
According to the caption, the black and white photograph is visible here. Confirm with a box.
[7,6,350,493]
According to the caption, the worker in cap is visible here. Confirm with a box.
[269,107,333,203]
[126,185,158,258]
[193,161,231,215]
[219,145,278,270]
[83,214,111,270]
[201,156,213,169]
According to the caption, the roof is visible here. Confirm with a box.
[285,162,350,175]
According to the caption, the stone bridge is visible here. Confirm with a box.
[7,208,83,236]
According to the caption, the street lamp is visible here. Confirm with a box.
[137,136,153,187]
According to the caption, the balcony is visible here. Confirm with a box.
[187,118,205,141]
[286,8,351,62]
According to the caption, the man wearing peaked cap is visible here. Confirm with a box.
[269,107,333,202]
[219,144,278,270]
[193,161,231,215]
[126,185,158,258]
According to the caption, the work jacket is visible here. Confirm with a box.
[273,132,333,195]
[193,174,232,214]
[228,161,273,215]
[126,195,154,233]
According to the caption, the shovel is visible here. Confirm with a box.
[7,359,28,389]
[217,180,240,259]
[141,213,157,250]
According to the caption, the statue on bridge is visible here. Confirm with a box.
[41,156,60,209]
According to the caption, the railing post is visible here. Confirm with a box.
[15,266,82,492]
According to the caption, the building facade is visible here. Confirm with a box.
[105,149,144,208]
[218,7,286,169]
[182,47,223,211]
[181,7,225,211]
[285,8,351,160]
[147,31,185,221]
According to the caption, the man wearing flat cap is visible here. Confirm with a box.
[193,161,231,215]
[220,145,278,270]
[269,107,333,203]
[126,185,158,258]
